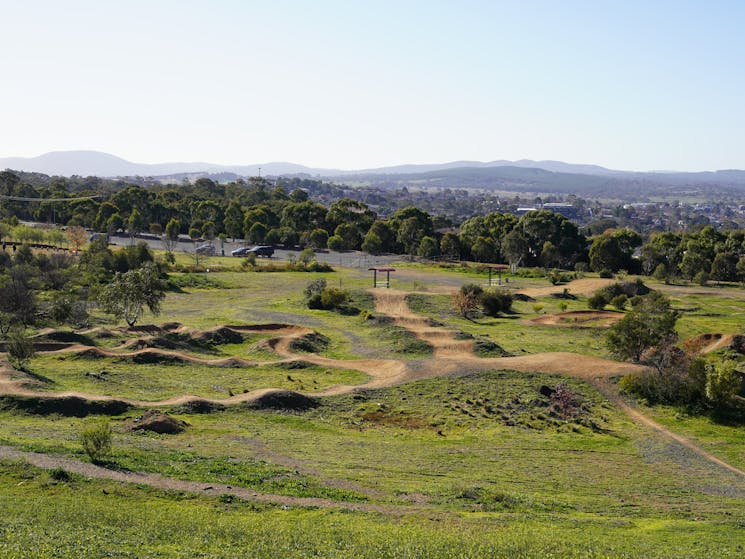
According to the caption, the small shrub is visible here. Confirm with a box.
[454,284,483,318]
[550,383,581,419]
[241,253,257,268]
[598,269,613,279]
[610,294,627,310]
[694,270,709,286]
[588,293,608,310]
[49,467,73,482]
[307,294,324,309]
[532,303,544,314]
[304,278,327,300]
[558,301,568,312]
[80,421,112,462]
[6,328,35,371]
[297,248,316,267]
[320,287,348,310]
[652,263,668,283]
[480,289,513,317]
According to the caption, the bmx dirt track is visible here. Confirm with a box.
[2,286,744,501]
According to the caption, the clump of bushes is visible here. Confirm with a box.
[547,269,573,285]
[620,352,743,416]
[453,284,513,319]
[589,280,650,311]
[480,289,513,317]
[304,279,349,311]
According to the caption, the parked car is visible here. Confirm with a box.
[231,246,253,257]
[195,243,216,255]
[88,232,109,244]
[232,245,274,257]
[249,245,274,258]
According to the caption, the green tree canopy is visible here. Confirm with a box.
[97,264,165,328]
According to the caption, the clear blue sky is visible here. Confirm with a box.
[2,0,744,171]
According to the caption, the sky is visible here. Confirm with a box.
[2,0,744,172]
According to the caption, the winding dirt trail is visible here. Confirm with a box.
[1,286,744,501]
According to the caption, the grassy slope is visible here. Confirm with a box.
[3,264,745,557]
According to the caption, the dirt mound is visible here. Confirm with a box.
[226,323,297,332]
[126,410,189,434]
[529,310,623,328]
[116,350,189,365]
[194,327,245,345]
[0,341,75,353]
[289,332,331,353]
[72,347,110,359]
[174,399,226,414]
[118,337,182,351]
[519,278,614,298]
[0,394,131,417]
[685,333,745,355]
[246,389,319,411]
[80,327,117,340]
[212,357,253,368]
[33,330,95,345]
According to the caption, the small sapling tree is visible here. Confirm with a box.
[98,264,165,327]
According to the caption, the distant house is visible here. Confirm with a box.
[515,204,579,220]
[542,203,579,219]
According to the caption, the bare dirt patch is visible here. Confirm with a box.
[684,333,745,355]
[518,277,615,298]
[529,310,623,328]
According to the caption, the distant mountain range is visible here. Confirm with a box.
[2,150,745,197]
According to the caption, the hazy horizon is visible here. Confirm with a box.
[2,1,744,172]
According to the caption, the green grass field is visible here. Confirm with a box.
[2,264,745,557]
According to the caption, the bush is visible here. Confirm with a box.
[599,279,650,299]
[320,287,347,310]
[705,360,741,408]
[80,421,112,462]
[454,284,483,318]
[610,294,627,311]
[304,278,327,300]
[694,270,709,286]
[480,289,513,317]
[6,328,35,371]
[49,467,73,482]
[588,293,608,310]
[598,269,614,278]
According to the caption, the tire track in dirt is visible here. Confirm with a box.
[0,444,408,514]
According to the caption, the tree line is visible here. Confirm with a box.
[4,170,745,282]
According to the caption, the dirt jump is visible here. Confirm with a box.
[528,310,623,328]
[2,287,744,481]
[517,277,615,298]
